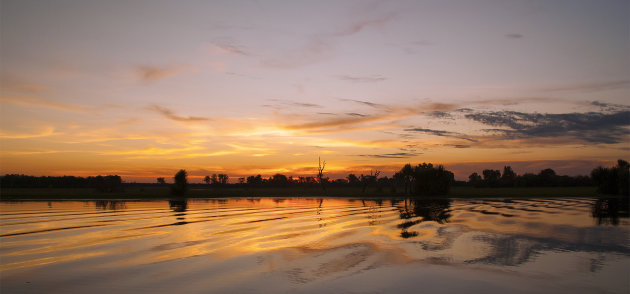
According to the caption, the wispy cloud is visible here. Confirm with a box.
[211,40,249,56]
[264,99,323,110]
[405,128,478,142]
[538,79,630,92]
[283,114,384,131]
[467,97,556,106]
[0,126,57,139]
[1,76,51,93]
[338,75,387,83]
[278,100,463,134]
[465,110,630,144]
[427,111,454,119]
[137,65,187,82]
[357,152,420,159]
[147,105,210,122]
[262,11,397,69]
[505,33,523,39]
[292,102,321,108]
[262,36,333,69]
[340,98,389,109]
[590,100,630,112]
[332,13,397,37]
[0,95,89,112]
[225,72,260,79]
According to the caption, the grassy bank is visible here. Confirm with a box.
[0,185,600,200]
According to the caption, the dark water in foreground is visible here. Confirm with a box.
[1,197,628,294]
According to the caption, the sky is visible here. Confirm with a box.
[1,0,629,182]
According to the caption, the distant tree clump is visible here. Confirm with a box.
[482,169,501,187]
[468,172,483,187]
[360,170,380,193]
[0,174,122,192]
[411,163,454,196]
[270,174,289,186]
[157,177,166,185]
[393,164,414,195]
[467,165,593,188]
[246,174,263,186]
[171,169,188,196]
[500,166,516,187]
[591,159,629,196]
[347,174,360,186]
[218,174,229,185]
[92,175,123,192]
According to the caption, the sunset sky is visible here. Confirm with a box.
[1,0,628,182]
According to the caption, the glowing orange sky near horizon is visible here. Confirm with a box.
[1,1,628,182]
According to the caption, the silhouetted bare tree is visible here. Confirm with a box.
[317,157,327,191]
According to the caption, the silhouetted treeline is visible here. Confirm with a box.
[591,160,629,196]
[467,166,592,188]
[236,163,452,196]
[6,160,625,196]
[0,174,122,192]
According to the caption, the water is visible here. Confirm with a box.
[1,197,628,293]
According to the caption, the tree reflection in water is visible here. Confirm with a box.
[94,200,126,211]
[169,199,188,225]
[592,197,629,226]
[398,198,451,238]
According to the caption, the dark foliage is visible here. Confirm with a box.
[0,174,122,192]
[482,169,501,187]
[360,170,380,193]
[468,172,483,187]
[409,163,454,196]
[246,174,264,185]
[467,165,593,188]
[171,169,188,196]
[592,197,630,225]
[347,174,360,186]
[393,164,414,195]
[591,160,629,196]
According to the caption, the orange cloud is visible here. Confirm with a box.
[146,105,210,122]
[0,126,57,139]
[0,95,89,112]
[136,65,188,82]
[0,76,51,93]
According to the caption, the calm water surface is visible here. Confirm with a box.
[1,197,628,293]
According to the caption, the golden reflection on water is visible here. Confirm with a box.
[1,197,628,294]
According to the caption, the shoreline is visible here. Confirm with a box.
[0,186,607,200]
